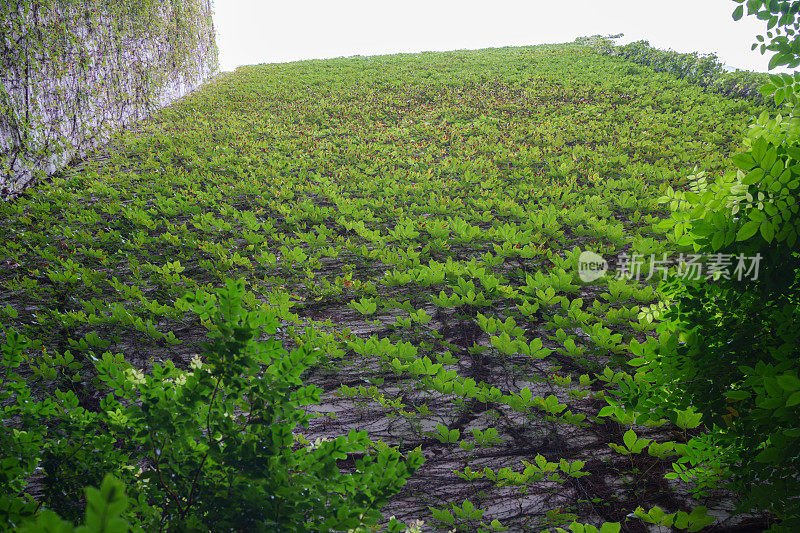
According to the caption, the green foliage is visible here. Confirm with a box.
[555,522,620,533]
[1,280,423,530]
[734,0,800,69]
[0,329,45,528]
[19,475,130,533]
[617,3,800,529]
[580,35,769,103]
[0,42,774,530]
[632,505,716,532]
[0,0,217,197]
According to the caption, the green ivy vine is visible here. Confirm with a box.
[0,0,218,198]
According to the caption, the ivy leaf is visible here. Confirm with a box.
[599,523,621,533]
[733,4,744,20]
[429,507,455,524]
[623,429,637,450]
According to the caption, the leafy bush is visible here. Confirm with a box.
[619,2,800,530]
[1,279,423,531]
[19,475,131,533]
[630,131,800,528]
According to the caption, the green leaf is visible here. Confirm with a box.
[788,146,800,160]
[733,5,744,20]
[777,374,800,391]
[731,152,757,170]
[760,83,778,96]
[490,519,506,530]
[725,390,751,401]
[770,159,785,178]
[786,391,800,407]
[430,507,455,524]
[623,429,637,449]
[599,523,621,533]
[761,147,777,170]
[775,87,786,105]
[84,475,129,533]
[18,510,74,533]
[351,297,378,315]
[755,446,781,463]
[760,220,775,242]
[743,167,764,184]
[711,231,725,251]
[770,52,788,70]
[737,220,761,241]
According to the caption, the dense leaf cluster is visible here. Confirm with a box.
[615,3,800,531]
[2,279,422,531]
[577,35,770,104]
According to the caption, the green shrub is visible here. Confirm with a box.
[631,132,800,528]
[1,279,423,531]
[19,475,131,533]
[619,2,800,529]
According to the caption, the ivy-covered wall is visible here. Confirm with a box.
[0,0,218,199]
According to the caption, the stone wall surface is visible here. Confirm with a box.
[0,1,218,199]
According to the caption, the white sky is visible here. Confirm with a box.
[213,0,777,73]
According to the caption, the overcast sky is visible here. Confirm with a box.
[213,0,777,73]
